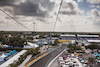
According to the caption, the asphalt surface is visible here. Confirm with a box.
[30,45,66,67]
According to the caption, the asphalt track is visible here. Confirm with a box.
[30,45,66,67]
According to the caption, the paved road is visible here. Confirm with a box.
[30,45,66,67]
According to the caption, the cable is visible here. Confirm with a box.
[18,0,52,32]
[53,0,76,32]
[18,0,36,32]
[0,9,31,32]
[53,0,63,32]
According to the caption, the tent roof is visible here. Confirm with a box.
[60,34,76,37]
[77,35,99,37]
[87,40,100,42]
[27,42,39,47]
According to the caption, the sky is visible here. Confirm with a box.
[0,0,100,32]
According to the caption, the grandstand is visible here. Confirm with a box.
[59,34,76,40]
[77,35,99,40]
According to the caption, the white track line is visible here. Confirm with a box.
[47,48,66,67]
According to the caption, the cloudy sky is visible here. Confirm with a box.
[0,0,100,32]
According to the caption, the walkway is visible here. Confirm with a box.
[18,55,32,67]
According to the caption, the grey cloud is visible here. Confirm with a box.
[13,16,21,19]
[58,17,62,22]
[60,10,79,15]
[18,20,31,22]
[29,0,55,11]
[77,0,83,3]
[87,0,100,4]
[61,2,74,10]
[14,1,47,17]
[67,3,75,10]
[60,2,81,15]
[91,9,100,25]
[0,0,55,17]
[0,0,17,7]
[0,21,3,23]
[5,17,10,19]
[93,19,100,25]
[3,8,13,13]
[5,16,21,19]
[0,21,6,24]
[0,0,56,23]
[36,17,47,22]
[92,9,100,18]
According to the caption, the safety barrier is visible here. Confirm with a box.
[25,52,48,67]
[45,48,66,67]
[25,45,61,67]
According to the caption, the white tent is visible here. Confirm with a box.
[77,35,99,37]
[2,44,8,48]
[0,57,4,61]
[24,42,39,48]
[0,54,6,61]
[27,42,39,47]
[0,53,6,58]
[60,34,76,37]
[33,39,39,42]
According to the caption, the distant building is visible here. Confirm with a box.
[59,34,76,44]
